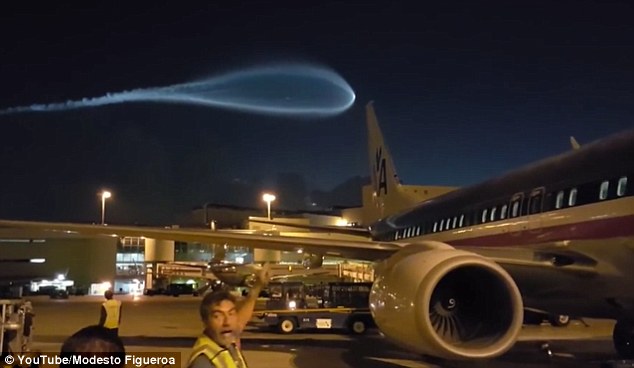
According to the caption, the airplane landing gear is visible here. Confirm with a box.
[548,314,570,327]
[613,320,634,359]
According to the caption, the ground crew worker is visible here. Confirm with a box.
[99,290,122,337]
[187,265,269,368]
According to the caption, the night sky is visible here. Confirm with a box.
[1,1,632,224]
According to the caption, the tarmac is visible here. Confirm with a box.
[17,294,630,368]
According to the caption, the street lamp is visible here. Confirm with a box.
[262,193,276,220]
[100,190,112,225]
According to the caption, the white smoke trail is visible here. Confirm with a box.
[0,64,356,117]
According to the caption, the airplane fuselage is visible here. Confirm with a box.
[370,129,634,320]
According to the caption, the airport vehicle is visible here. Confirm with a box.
[165,283,199,297]
[49,288,69,299]
[144,283,199,296]
[1,104,633,360]
[143,287,164,296]
[259,281,375,334]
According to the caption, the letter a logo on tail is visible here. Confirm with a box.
[365,101,429,220]
[367,102,399,199]
[374,147,388,196]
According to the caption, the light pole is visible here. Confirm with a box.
[100,190,112,225]
[262,193,276,220]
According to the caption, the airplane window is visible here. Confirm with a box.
[617,177,628,197]
[556,191,564,209]
[439,220,444,232]
[599,181,609,200]
[481,209,488,223]
[511,201,519,217]
[452,216,457,228]
[529,193,543,214]
[433,221,438,232]
[445,218,451,230]
[522,197,530,216]
[459,214,464,227]
[500,205,507,219]
[416,226,421,236]
[568,188,578,206]
[490,207,497,221]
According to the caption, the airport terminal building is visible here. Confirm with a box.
[0,203,375,297]
[1,184,453,297]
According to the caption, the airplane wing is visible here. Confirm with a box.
[0,220,400,261]
[465,244,599,276]
[0,220,605,275]
[247,218,371,237]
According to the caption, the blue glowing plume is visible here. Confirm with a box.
[0,64,356,117]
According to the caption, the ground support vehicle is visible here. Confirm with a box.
[262,307,374,334]
[258,281,376,334]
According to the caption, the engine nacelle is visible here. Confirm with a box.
[208,262,257,287]
[302,253,324,269]
[370,242,524,360]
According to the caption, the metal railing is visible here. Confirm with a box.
[1,299,34,356]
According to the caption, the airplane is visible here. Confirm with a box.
[1,103,633,361]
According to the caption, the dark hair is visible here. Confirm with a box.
[200,290,237,322]
[104,290,114,299]
[60,325,125,367]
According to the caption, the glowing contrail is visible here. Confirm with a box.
[0,64,356,117]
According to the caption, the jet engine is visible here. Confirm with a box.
[370,242,524,360]
[208,261,258,287]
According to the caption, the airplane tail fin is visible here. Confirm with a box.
[366,102,402,196]
[362,102,457,224]
[366,102,410,218]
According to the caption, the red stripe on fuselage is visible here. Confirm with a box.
[445,214,634,248]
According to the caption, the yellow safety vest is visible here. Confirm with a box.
[102,299,121,329]
[187,334,247,368]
